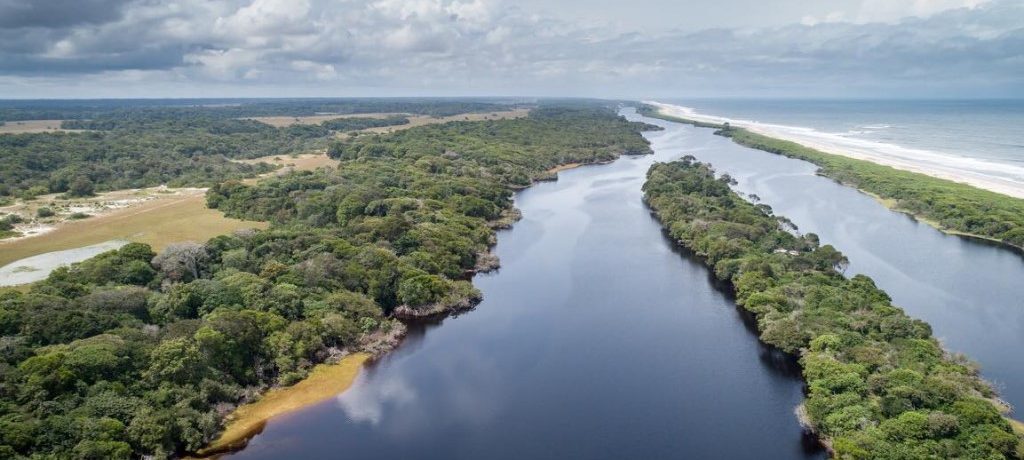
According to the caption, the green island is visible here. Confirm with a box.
[638,104,1024,251]
[0,104,654,458]
[643,157,1022,459]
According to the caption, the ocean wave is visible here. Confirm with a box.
[646,101,1024,198]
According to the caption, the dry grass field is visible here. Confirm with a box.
[243,113,394,127]
[0,191,266,268]
[0,120,80,134]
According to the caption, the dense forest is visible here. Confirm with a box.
[638,105,1024,250]
[0,98,519,123]
[0,106,654,458]
[643,158,1021,459]
[0,100,515,199]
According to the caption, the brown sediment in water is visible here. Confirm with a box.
[546,162,583,174]
[195,353,371,457]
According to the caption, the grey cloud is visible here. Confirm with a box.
[0,0,1021,97]
[0,0,134,29]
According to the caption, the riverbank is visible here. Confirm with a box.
[197,353,372,457]
[643,158,1021,458]
[641,103,1024,252]
[199,154,633,455]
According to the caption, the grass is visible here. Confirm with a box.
[235,152,340,174]
[0,119,80,134]
[0,193,266,268]
[196,353,370,457]
[641,104,1024,251]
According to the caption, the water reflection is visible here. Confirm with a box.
[639,111,1024,413]
[228,109,823,460]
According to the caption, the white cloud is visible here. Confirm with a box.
[0,0,1020,97]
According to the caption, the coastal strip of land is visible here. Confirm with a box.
[641,103,1024,251]
[645,102,1024,199]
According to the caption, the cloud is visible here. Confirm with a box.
[0,0,134,29]
[0,0,1021,97]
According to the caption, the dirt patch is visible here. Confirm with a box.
[236,153,339,174]
[0,119,85,134]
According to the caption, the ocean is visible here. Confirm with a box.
[659,99,1024,195]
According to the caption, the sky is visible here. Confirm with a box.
[0,0,1021,98]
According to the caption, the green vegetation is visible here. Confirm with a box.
[643,158,1020,459]
[0,106,653,458]
[0,214,23,239]
[0,119,281,198]
[319,115,409,131]
[0,100,520,199]
[639,104,1024,250]
[0,98,518,123]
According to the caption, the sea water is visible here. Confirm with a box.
[665,98,1024,182]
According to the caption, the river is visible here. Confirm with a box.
[228,106,1023,458]
[633,110,1024,414]
[226,108,823,459]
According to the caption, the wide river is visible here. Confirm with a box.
[227,109,824,459]
[228,107,1023,458]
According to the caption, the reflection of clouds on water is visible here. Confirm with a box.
[334,340,506,432]
[336,375,416,426]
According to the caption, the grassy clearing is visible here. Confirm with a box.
[0,193,266,268]
[246,109,530,131]
[196,353,370,457]
[244,113,394,127]
[235,152,340,173]
[357,109,531,135]
[0,119,82,134]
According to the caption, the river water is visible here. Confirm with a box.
[228,106,1023,458]
[636,111,1024,414]
[227,109,823,459]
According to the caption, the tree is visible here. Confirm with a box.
[68,176,95,197]
[152,243,209,282]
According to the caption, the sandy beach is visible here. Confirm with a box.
[647,101,1024,199]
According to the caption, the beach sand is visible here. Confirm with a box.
[648,101,1024,199]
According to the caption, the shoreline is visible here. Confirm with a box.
[191,154,636,457]
[195,353,372,457]
[642,103,1024,253]
[645,101,1024,200]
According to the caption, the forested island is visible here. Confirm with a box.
[638,105,1024,251]
[643,158,1021,458]
[0,103,654,458]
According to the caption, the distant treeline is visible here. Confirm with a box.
[0,98,522,122]
[638,104,1024,250]
[644,158,1020,459]
[0,106,654,459]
